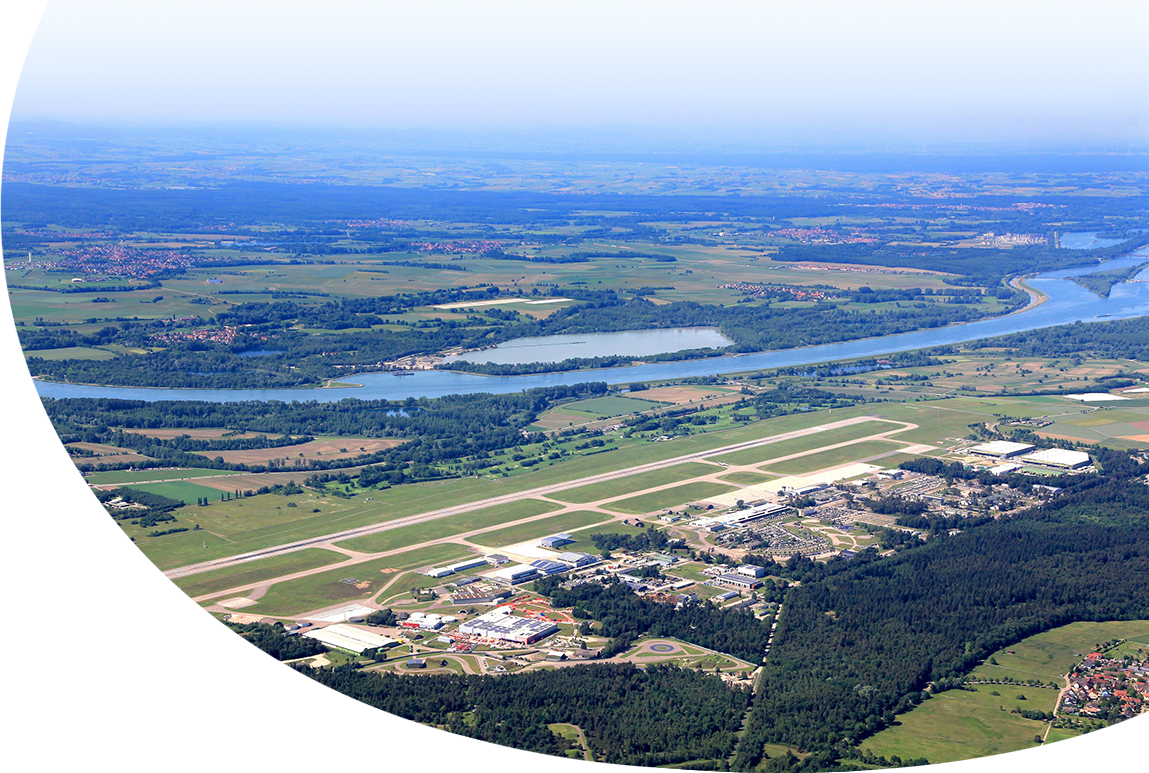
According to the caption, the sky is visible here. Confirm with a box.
[9,0,1149,150]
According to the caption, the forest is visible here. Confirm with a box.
[300,662,750,767]
[534,574,776,664]
[44,382,607,474]
[966,314,1149,361]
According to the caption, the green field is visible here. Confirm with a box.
[247,543,476,616]
[24,346,116,360]
[967,620,1149,685]
[764,439,904,475]
[126,480,228,504]
[604,481,736,514]
[562,395,665,416]
[718,471,775,485]
[88,468,229,485]
[469,510,614,548]
[861,684,1050,764]
[862,619,1149,764]
[708,420,890,465]
[15,546,344,629]
[550,462,717,504]
[333,498,562,553]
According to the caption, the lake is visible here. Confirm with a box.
[33,244,1149,403]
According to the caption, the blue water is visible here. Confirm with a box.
[34,244,1149,404]
[1059,231,1126,250]
[445,327,734,365]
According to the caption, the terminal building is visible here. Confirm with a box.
[458,607,560,644]
[968,440,1036,459]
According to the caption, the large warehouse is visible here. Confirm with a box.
[457,607,559,644]
[968,440,1035,459]
[1021,448,1092,470]
[301,624,399,654]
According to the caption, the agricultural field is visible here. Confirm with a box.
[87,467,231,485]
[124,480,227,504]
[191,436,404,465]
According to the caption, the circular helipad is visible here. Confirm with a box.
[650,643,676,653]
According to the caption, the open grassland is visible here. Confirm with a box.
[87,467,234,485]
[333,498,562,553]
[245,543,476,616]
[764,439,905,475]
[709,420,888,465]
[192,436,404,465]
[126,480,229,504]
[550,461,718,504]
[14,546,344,629]
[861,684,1050,764]
[562,395,666,416]
[604,481,737,514]
[967,620,1149,685]
[24,346,116,360]
[718,471,776,485]
[469,510,614,548]
[862,619,1149,764]
[120,428,267,440]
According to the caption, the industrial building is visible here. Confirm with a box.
[968,440,1036,459]
[529,559,569,576]
[715,572,764,590]
[449,586,512,605]
[540,533,575,549]
[1021,448,1091,470]
[424,556,489,579]
[737,564,766,578]
[485,554,510,565]
[554,551,599,568]
[301,624,399,654]
[491,564,541,584]
[458,607,560,644]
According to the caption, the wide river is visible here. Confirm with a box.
[34,243,1149,403]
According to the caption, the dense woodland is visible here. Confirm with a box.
[301,663,750,767]
[45,382,606,474]
[536,574,776,664]
[968,314,1149,361]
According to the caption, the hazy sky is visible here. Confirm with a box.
[10,0,1149,147]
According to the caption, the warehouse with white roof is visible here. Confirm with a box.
[1021,448,1091,470]
[302,624,399,654]
[968,440,1035,459]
